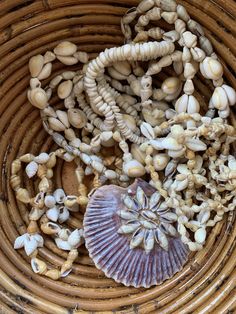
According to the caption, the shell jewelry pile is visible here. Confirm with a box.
[11,0,236,288]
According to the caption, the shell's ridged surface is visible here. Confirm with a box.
[84,179,189,288]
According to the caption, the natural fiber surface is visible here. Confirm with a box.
[0,0,236,313]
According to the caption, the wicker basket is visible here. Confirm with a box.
[0,0,236,313]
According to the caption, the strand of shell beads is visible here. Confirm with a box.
[11,149,86,279]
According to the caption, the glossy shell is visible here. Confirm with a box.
[84,179,189,288]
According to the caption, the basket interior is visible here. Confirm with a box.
[0,0,236,313]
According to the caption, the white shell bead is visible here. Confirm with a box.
[113,61,132,76]
[185,138,207,151]
[37,63,52,80]
[211,87,228,110]
[222,84,236,106]
[68,229,82,247]
[25,161,38,178]
[123,159,146,177]
[29,88,48,109]
[44,195,56,208]
[57,55,78,65]
[175,94,188,113]
[55,238,72,251]
[161,77,180,95]
[194,228,206,244]
[34,153,50,164]
[201,57,223,80]
[48,117,66,132]
[56,110,70,128]
[187,95,200,114]
[153,154,170,171]
[46,207,59,222]
[53,189,66,204]
[182,31,197,48]
[57,80,73,99]
[68,108,87,129]
[140,122,155,140]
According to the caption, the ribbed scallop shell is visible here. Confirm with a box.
[84,179,189,288]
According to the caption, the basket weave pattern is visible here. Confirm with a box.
[0,0,236,313]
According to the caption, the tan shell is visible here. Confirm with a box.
[37,63,52,80]
[54,41,77,56]
[28,88,48,109]
[131,143,146,165]
[29,54,44,77]
[57,80,73,99]
[57,56,78,65]
[68,108,87,128]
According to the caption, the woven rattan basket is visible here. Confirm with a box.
[0,0,236,313]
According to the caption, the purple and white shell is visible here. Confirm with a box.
[84,179,189,288]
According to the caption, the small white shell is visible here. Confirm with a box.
[183,79,194,95]
[73,51,89,63]
[48,117,66,132]
[140,122,155,139]
[54,41,77,56]
[68,108,87,129]
[211,87,228,110]
[184,62,197,80]
[68,229,83,247]
[57,80,73,99]
[222,84,236,106]
[28,88,48,109]
[161,77,181,95]
[37,63,52,80]
[108,67,128,80]
[113,61,132,76]
[191,47,205,62]
[24,237,38,256]
[34,153,50,164]
[162,137,182,150]
[56,110,70,128]
[168,148,185,158]
[218,106,230,119]
[55,238,72,251]
[53,189,66,204]
[163,30,180,42]
[185,138,207,151]
[177,4,190,22]
[175,94,188,113]
[123,159,146,178]
[182,31,197,48]
[44,195,56,208]
[194,228,206,244]
[58,228,71,241]
[46,207,59,222]
[29,55,44,78]
[187,95,200,114]
[58,206,70,223]
[63,153,75,162]
[14,234,28,249]
[57,55,78,65]
[153,154,170,171]
[44,51,56,63]
[104,170,117,180]
[25,161,38,178]
[201,57,223,80]
[161,11,178,24]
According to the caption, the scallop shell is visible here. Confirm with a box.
[84,179,189,288]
